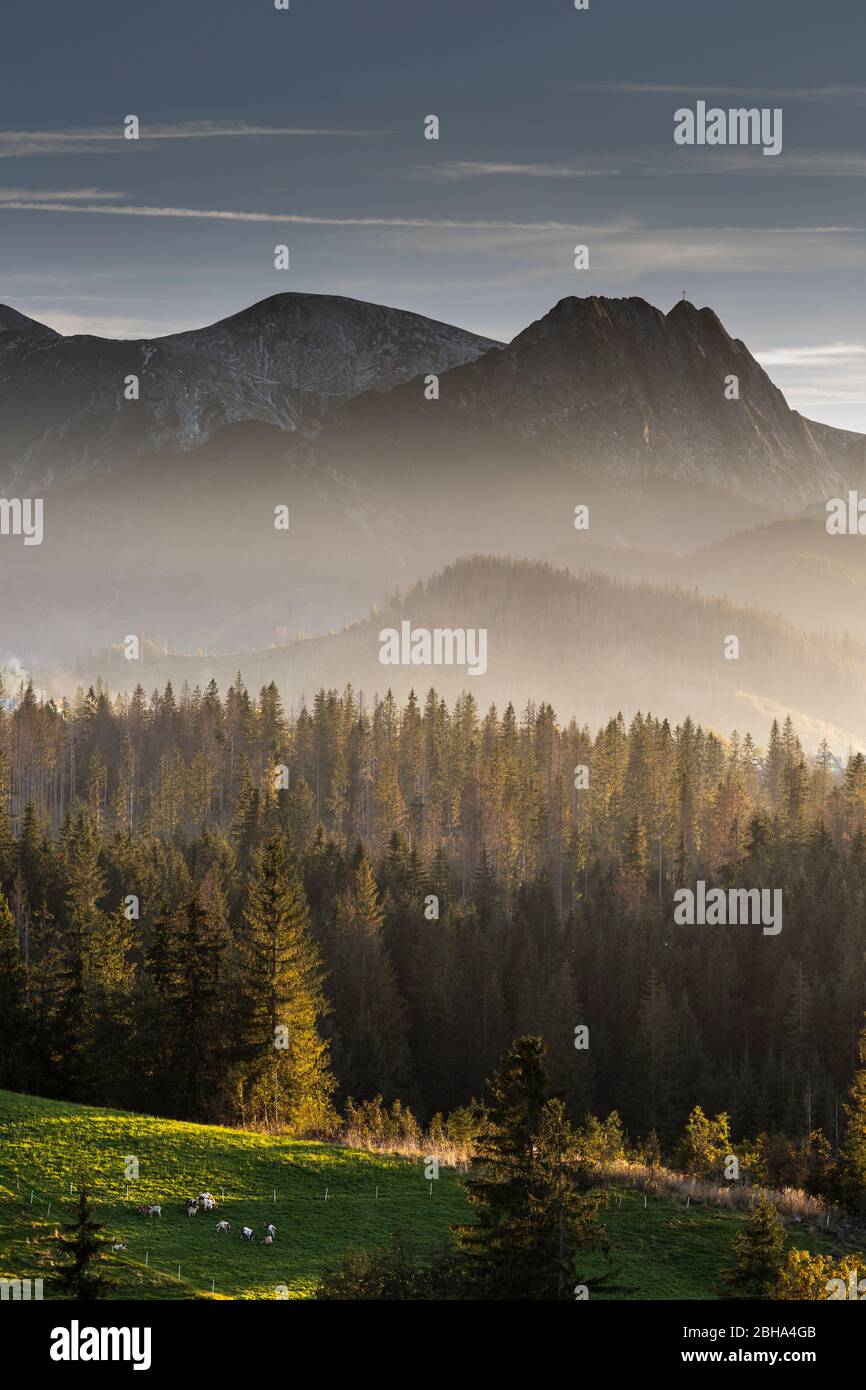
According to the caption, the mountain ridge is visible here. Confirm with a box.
[0,292,498,487]
[56,554,866,751]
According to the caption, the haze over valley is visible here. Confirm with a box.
[2,289,865,748]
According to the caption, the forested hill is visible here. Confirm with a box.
[1,672,865,1154]
[69,556,866,748]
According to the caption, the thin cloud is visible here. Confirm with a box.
[0,187,125,202]
[573,82,866,103]
[0,196,592,229]
[756,342,866,411]
[0,121,383,158]
[756,343,866,367]
[373,221,866,274]
[418,152,866,181]
[2,193,864,280]
[413,160,622,182]
[656,151,866,177]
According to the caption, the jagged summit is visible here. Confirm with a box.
[330,290,859,511]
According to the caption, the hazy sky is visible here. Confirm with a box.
[3,0,866,427]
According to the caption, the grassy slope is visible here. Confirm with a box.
[0,1090,467,1300]
[0,1090,859,1300]
[584,1191,857,1300]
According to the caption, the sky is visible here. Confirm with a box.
[2,0,866,428]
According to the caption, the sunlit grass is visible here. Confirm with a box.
[0,1089,467,1300]
[2,1090,860,1301]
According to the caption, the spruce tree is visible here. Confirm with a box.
[718,1195,786,1298]
[0,890,27,1088]
[329,855,413,1104]
[0,744,15,892]
[234,836,336,1133]
[54,1186,113,1300]
[455,1035,609,1299]
[148,878,231,1119]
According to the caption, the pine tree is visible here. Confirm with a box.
[328,855,413,1104]
[0,743,15,892]
[455,1035,609,1299]
[0,890,27,1088]
[718,1195,785,1298]
[233,836,336,1133]
[53,1186,113,1300]
[149,878,231,1119]
[620,810,649,912]
[629,970,677,1139]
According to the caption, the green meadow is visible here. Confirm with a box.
[0,1090,860,1300]
[583,1189,860,1300]
[0,1089,467,1299]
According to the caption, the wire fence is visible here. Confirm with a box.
[1,1161,445,1298]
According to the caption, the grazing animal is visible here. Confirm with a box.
[216,1220,230,1234]
[198,1192,216,1211]
[264,1223,276,1239]
[146,1204,161,1219]
[186,1200,199,1217]
[241,1226,255,1241]
[111,1242,127,1251]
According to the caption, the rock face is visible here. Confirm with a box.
[0,293,497,489]
[329,295,863,511]
[162,293,496,406]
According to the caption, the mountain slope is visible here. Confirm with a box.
[162,292,496,405]
[543,515,866,645]
[326,295,862,512]
[0,293,497,488]
[65,556,866,749]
